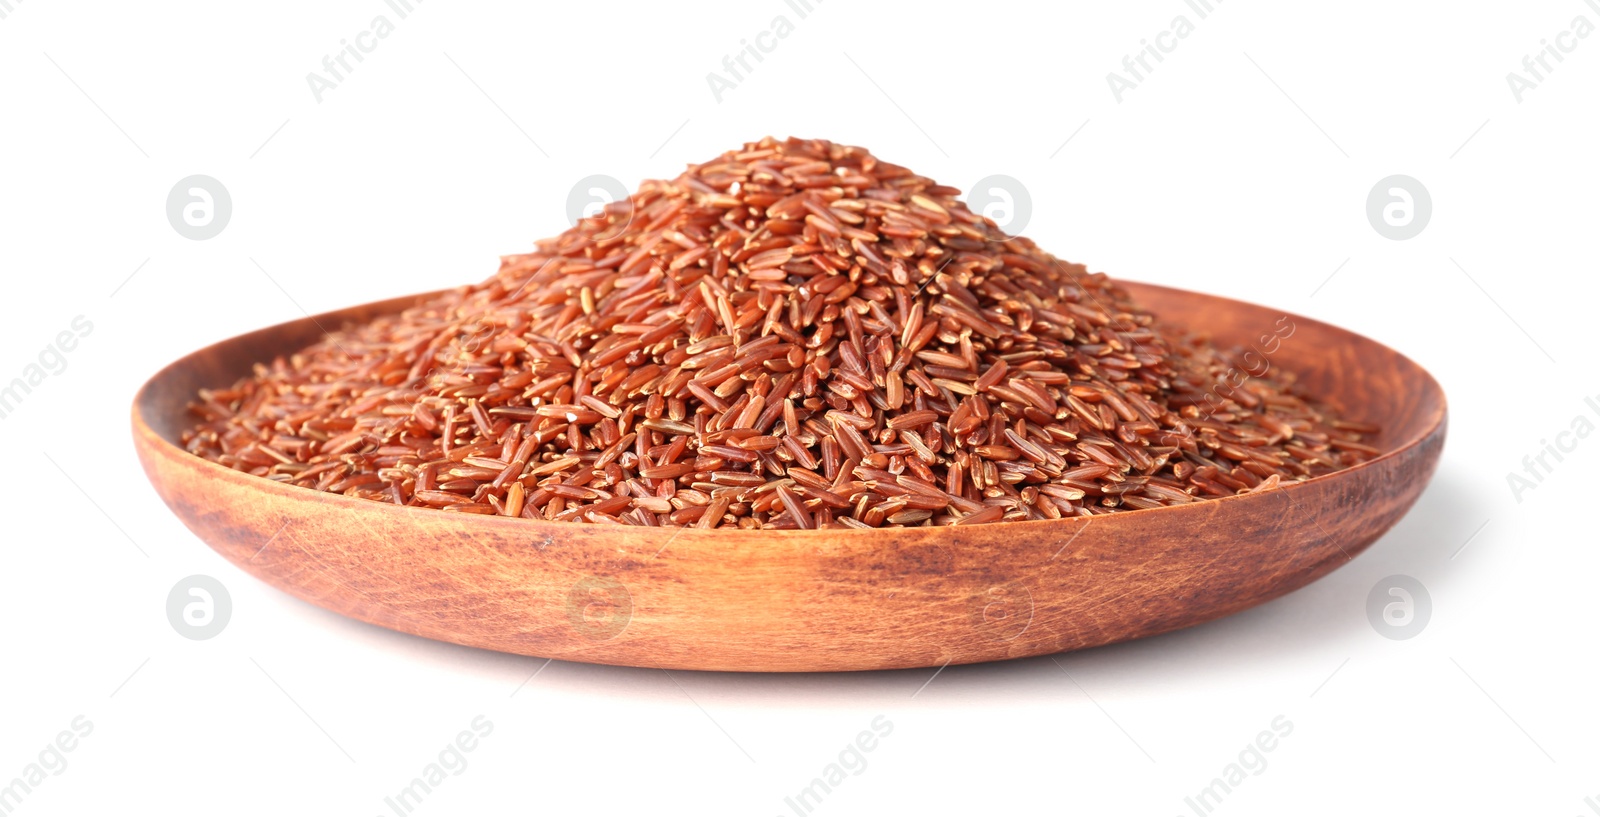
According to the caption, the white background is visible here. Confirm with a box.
[2,0,1597,814]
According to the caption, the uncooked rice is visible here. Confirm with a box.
[182,137,1379,529]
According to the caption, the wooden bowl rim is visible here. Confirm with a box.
[131,280,1447,543]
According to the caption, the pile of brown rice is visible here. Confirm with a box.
[183,137,1378,529]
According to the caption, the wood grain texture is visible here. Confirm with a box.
[131,282,1447,672]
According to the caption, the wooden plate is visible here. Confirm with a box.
[132,282,1446,672]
